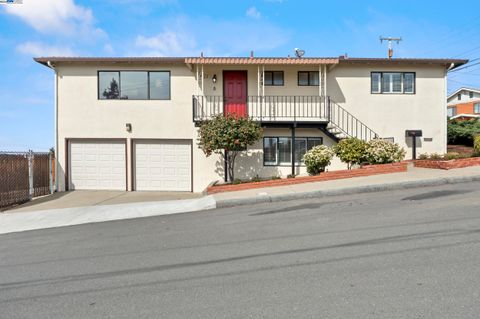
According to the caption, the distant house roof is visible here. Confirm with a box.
[34,56,468,69]
[450,113,480,120]
[447,87,480,101]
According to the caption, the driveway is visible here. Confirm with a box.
[4,190,202,213]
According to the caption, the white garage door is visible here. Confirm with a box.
[135,140,191,191]
[69,140,126,190]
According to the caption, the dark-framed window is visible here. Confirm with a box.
[371,72,415,94]
[264,71,284,86]
[447,106,457,117]
[263,137,323,166]
[457,93,461,100]
[98,71,171,100]
[469,91,474,98]
[298,71,319,86]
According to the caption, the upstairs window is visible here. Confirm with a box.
[371,72,415,94]
[264,71,284,86]
[457,93,461,100]
[298,71,319,86]
[470,91,474,98]
[99,71,170,100]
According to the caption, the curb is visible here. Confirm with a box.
[214,175,480,208]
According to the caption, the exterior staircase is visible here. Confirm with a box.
[323,98,379,142]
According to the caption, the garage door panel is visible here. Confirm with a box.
[69,140,126,190]
[135,140,191,192]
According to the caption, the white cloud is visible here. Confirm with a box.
[16,41,76,56]
[4,0,105,38]
[246,6,261,19]
[131,15,290,57]
[134,28,197,56]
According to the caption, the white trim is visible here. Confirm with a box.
[450,114,480,120]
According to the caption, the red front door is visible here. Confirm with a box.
[224,71,247,117]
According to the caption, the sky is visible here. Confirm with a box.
[0,0,479,151]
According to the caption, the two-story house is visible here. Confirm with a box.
[447,87,480,120]
[35,55,467,193]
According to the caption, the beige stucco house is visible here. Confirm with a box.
[35,55,467,193]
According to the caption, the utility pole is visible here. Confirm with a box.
[379,36,402,59]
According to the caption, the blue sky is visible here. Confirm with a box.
[1,0,479,151]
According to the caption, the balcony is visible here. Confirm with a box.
[192,95,379,142]
[192,95,329,124]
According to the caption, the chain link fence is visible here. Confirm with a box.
[0,151,54,209]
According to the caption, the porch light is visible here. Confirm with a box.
[126,123,132,132]
[212,74,217,83]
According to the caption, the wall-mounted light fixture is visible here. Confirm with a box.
[126,123,132,132]
[212,74,217,83]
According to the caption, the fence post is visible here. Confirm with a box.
[27,150,34,199]
[49,152,54,194]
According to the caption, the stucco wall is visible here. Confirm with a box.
[328,64,447,158]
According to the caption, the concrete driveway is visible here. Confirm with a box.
[4,190,202,213]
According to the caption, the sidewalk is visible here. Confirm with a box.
[1,166,480,235]
[213,166,480,207]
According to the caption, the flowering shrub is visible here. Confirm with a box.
[303,145,335,175]
[333,138,368,169]
[364,139,406,164]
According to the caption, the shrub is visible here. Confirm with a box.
[303,145,335,175]
[364,139,406,164]
[475,135,480,155]
[418,153,429,160]
[333,138,368,169]
[448,119,480,146]
[429,153,442,160]
[251,175,262,183]
[271,176,281,180]
[444,152,460,160]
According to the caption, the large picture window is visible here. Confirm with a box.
[263,137,323,166]
[99,71,170,100]
[371,72,415,94]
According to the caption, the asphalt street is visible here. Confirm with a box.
[1,182,480,318]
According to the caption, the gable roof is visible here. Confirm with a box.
[447,87,480,101]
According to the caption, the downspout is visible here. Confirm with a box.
[47,61,58,192]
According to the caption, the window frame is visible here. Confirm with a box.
[469,91,474,99]
[298,71,320,86]
[447,106,457,117]
[98,70,171,100]
[474,103,480,114]
[263,136,324,166]
[264,71,284,86]
[457,93,461,101]
[370,71,416,95]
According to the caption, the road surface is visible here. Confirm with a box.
[1,182,480,318]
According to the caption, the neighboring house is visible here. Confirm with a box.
[447,87,480,119]
[35,55,467,193]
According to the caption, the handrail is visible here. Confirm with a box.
[327,97,379,141]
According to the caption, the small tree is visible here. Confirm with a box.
[334,138,368,169]
[198,114,262,182]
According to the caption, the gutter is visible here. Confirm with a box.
[47,61,59,192]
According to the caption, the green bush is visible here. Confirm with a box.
[364,139,406,164]
[444,152,460,160]
[303,145,335,175]
[448,119,480,146]
[333,138,368,169]
[475,135,480,155]
[429,153,442,160]
[418,153,429,160]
